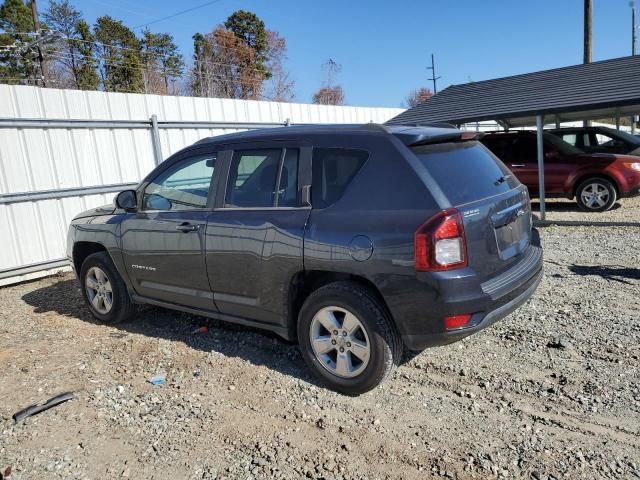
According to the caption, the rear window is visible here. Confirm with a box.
[312,148,368,208]
[411,141,519,205]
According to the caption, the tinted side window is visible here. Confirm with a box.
[560,133,578,146]
[225,149,281,207]
[482,137,512,162]
[512,137,536,162]
[312,148,368,209]
[143,154,216,211]
[594,132,616,147]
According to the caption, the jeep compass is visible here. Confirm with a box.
[67,124,543,394]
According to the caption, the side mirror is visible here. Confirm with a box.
[115,190,137,211]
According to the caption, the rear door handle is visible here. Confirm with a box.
[511,164,525,168]
[176,223,200,232]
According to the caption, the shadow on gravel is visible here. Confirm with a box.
[530,201,622,213]
[21,279,326,388]
[569,265,640,284]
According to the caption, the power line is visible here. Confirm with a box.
[37,27,258,64]
[132,0,225,30]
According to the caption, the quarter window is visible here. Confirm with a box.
[311,148,368,209]
[143,154,216,211]
[594,132,615,147]
[560,133,578,146]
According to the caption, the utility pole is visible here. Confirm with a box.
[632,2,637,133]
[583,0,592,127]
[30,0,46,87]
[427,53,441,95]
[584,0,592,63]
[632,1,637,56]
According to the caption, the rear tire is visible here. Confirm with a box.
[575,177,617,212]
[297,281,402,395]
[80,251,135,324]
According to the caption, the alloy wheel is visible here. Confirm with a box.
[581,182,610,209]
[309,306,371,378]
[85,266,113,314]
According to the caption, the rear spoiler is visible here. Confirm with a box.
[407,130,485,147]
[360,123,485,146]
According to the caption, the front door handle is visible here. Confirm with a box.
[176,223,200,232]
[511,164,525,168]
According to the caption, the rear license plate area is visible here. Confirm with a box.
[493,210,530,260]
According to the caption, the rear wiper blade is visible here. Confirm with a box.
[494,174,512,186]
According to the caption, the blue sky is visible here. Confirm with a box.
[43,0,636,107]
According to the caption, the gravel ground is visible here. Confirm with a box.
[532,196,640,223]
[0,226,639,480]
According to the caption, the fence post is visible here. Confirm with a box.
[150,114,163,165]
[536,114,546,222]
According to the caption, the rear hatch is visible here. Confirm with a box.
[410,140,532,279]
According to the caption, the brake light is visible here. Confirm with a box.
[415,208,468,271]
[444,314,473,330]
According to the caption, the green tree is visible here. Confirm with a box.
[42,0,97,90]
[224,10,270,79]
[0,0,38,84]
[140,29,184,94]
[94,15,143,93]
[74,19,99,90]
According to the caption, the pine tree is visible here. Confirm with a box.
[140,29,184,94]
[74,19,98,90]
[224,10,270,80]
[0,0,39,84]
[42,0,98,90]
[94,16,143,93]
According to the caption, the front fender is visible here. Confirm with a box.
[69,214,130,288]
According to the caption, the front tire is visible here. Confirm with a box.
[576,178,617,212]
[298,282,402,395]
[80,251,135,324]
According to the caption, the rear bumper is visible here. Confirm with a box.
[402,266,542,350]
[395,230,543,351]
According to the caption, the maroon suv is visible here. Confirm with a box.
[481,131,640,212]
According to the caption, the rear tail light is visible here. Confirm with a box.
[444,314,473,330]
[415,208,468,271]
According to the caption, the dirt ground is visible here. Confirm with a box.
[1,223,639,480]
[532,195,640,224]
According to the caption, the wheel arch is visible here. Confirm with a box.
[286,270,393,341]
[72,241,108,273]
[571,173,620,198]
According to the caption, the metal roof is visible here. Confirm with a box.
[387,55,640,128]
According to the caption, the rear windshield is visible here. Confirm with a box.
[410,141,519,205]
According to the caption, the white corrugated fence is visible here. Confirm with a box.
[0,84,404,285]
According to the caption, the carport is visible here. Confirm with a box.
[386,55,640,220]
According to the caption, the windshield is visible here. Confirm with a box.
[543,132,582,155]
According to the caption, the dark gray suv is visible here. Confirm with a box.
[67,124,543,394]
